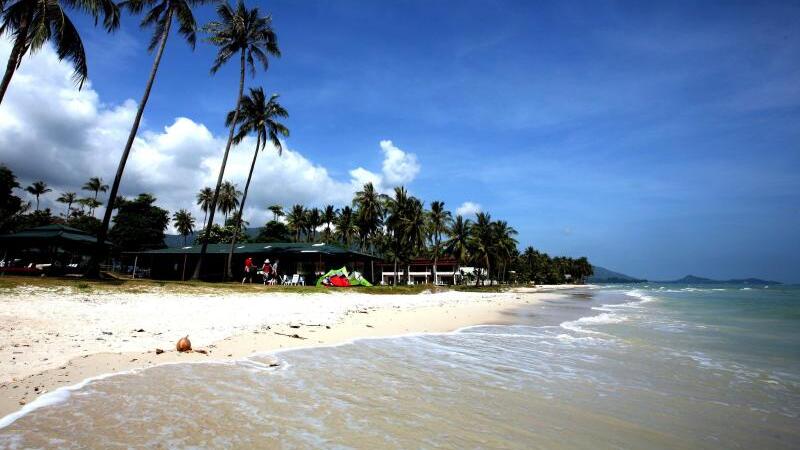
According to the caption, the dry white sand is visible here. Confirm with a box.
[0,284,578,417]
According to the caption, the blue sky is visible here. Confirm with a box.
[2,0,799,282]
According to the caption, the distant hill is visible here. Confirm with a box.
[588,266,647,283]
[658,275,782,285]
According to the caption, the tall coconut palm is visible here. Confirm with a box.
[427,200,451,284]
[285,204,305,242]
[470,212,494,285]
[81,197,102,216]
[444,215,472,284]
[384,186,411,285]
[225,87,288,277]
[267,204,283,221]
[353,182,384,252]
[82,177,108,200]
[335,206,357,247]
[196,186,213,228]
[57,191,77,216]
[306,207,321,242]
[25,181,51,210]
[172,209,195,245]
[0,0,119,104]
[89,0,208,278]
[322,204,336,242]
[217,181,241,222]
[194,0,280,279]
[492,220,518,283]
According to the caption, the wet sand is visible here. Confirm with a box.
[0,284,575,417]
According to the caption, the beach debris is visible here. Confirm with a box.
[176,336,192,352]
[195,349,208,355]
[289,324,301,329]
[155,348,165,355]
[101,331,113,335]
[366,324,374,328]
[274,332,307,340]
[135,329,145,333]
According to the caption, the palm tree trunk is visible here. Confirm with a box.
[393,258,398,287]
[0,20,29,105]
[226,138,260,277]
[35,195,40,211]
[432,236,439,285]
[192,49,247,280]
[86,13,173,279]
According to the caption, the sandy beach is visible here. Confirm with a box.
[0,283,574,418]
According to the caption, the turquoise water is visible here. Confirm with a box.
[1,285,798,448]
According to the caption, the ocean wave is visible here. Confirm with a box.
[560,313,627,334]
[625,290,657,303]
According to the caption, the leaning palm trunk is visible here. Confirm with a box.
[226,135,261,277]
[192,49,246,280]
[86,13,173,278]
[0,17,29,104]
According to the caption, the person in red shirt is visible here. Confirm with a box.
[242,257,254,284]
[261,259,273,284]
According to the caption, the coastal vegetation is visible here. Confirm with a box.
[0,163,593,285]
[0,0,592,286]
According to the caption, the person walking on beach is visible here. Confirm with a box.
[242,257,254,284]
[261,259,273,284]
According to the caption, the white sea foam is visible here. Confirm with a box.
[625,290,657,303]
[560,313,626,334]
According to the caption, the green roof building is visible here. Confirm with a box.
[123,242,382,282]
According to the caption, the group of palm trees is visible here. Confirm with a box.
[20,177,109,217]
[187,181,526,285]
[1,0,288,278]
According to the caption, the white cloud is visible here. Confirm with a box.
[380,139,420,185]
[0,40,421,232]
[456,201,482,217]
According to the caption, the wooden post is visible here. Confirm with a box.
[132,255,138,279]
[181,253,187,281]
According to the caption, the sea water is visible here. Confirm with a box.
[1,285,798,448]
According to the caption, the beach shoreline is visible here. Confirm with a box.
[0,283,581,418]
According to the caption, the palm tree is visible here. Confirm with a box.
[81,197,102,216]
[427,200,451,284]
[335,206,357,247]
[172,209,196,245]
[307,207,321,242]
[322,204,336,242]
[25,181,51,210]
[194,0,280,279]
[57,191,77,216]
[353,182,385,252]
[470,212,494,285]
[82,177,108,200]
[492,220,518,283]
[267,204,283,221]
[285,204,305,242]
[196,187,213,228]
[90,0,208,278]
[0,0,119,104]
[444,215,472,284]
[217,181,241,222]
[225,87,289,277]
[385,186,410,285]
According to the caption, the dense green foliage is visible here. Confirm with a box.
[108,194,169,251]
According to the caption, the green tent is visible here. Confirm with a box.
[316,266,373,287]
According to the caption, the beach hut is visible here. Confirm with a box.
[0,224,113,275]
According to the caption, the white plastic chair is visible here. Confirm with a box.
[289,274,300,285]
